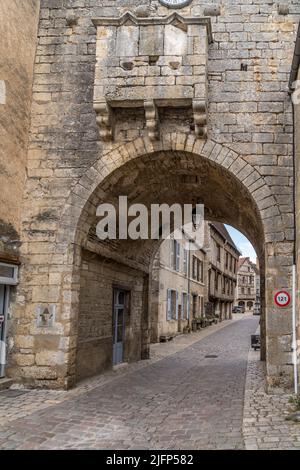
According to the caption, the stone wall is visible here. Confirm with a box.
[0,0,40,255]
[77,249,144,381]
[8,0,300,389]
[150,236,207,342]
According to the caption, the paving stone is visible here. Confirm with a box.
[0,316,256,450]
[243,347,300,450]
[2,315,299,450]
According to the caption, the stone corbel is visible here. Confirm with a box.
[144,99,160,141]
[193,99,207,138]
[94,101,113,141]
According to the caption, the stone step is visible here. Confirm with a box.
[0,378,13,391]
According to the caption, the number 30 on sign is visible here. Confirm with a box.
[274,291,291,308]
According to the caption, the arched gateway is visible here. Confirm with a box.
[4,2,298,393]
[10,133,294,390]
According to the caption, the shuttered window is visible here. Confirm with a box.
[167,289,178,321]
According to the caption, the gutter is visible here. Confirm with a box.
[289,22,300,91]
[289,21,299,394]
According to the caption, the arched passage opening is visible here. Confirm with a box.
[15,134,291,391]
[61,144,268,386]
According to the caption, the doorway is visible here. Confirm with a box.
[113,289,127,366]
[0,284,9,378]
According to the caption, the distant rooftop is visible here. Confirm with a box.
[210,222,241,255]
[238,256,259,273]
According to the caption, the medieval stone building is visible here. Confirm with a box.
[0,1,300,390]
[207,222,240,320]
[235,256,260,312]
[150,230,208,343]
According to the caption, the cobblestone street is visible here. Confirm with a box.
[0,315,299,450]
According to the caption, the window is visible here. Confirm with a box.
[167,289,178,320]
[225,252,228,269]
[192,256,197,280]
[192,294,197,318]
[182,293,188,319]
[200,260,204,282]
[183,249,188,276]
[215,272,219,291]
[248,288,251,295]
[241,287,245,294]
[171,239,180,271]
[0,262,18,285]
[199,296,204,316]
[230,255,233,271]
[192,257,204,282]
[216,244,221,262]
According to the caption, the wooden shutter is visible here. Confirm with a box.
[187,293,190,319]
[170,240,174,268]
[181,293,185,319]
[167,289,172,320]
[176,242,180,272]
[175,291,179,319]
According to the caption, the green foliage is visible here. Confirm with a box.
[289,394,300,410]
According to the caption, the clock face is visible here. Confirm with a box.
[159,0,193,9]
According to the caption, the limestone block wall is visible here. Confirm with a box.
[77,249,144,381]
[150,237,207,342]
[22,0,298,243]
[8,0,300,388]
[0,0,40,254]
[93,12,210,141]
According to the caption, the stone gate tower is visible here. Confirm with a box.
[1,0,299,390]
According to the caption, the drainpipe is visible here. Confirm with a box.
[188,246,191,328]
[292,264,298,395]
[291,100,298,395]
[289,26,299,393]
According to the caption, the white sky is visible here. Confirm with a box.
[225,225,257,263]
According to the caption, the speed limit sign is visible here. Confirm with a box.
[274,291,291,308]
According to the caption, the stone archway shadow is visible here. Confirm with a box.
[50,133,292,390]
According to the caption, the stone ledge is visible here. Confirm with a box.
[92,11,213,43]
[0,378,13,391]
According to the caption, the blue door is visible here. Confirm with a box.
[113,290,125,365]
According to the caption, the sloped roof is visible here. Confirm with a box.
[237,256,260,273]
[238,256,247,269]
[250,260,259,274]
[210,222,241,255]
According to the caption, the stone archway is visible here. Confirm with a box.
[56,133,290,388]
[10,133,294,390]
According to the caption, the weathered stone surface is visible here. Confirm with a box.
[0,0,298,390]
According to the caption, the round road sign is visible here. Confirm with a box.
[274,291,291,308]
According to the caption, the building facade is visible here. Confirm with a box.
[0,0,40,379]
[235,257,259,312]
[207,223,240,321]
[151,232,207,342]
[0,1,299,390]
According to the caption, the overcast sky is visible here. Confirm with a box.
[226,225,257,262]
